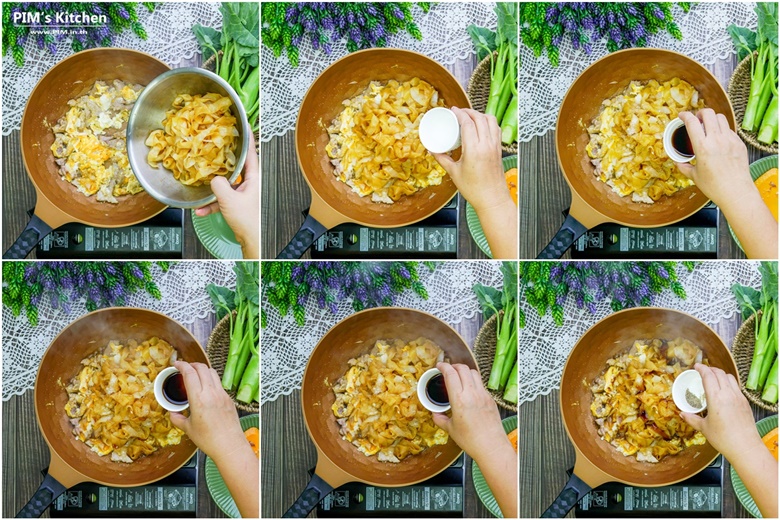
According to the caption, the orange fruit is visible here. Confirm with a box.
[763,427,778,461]
[244,427,259,457]
[507,428,518,453]
[505,168,518,205]
[755,168,778,221]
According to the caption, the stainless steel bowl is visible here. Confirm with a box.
[126,67,249,209]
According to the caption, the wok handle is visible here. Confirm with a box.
[16,472,67,517]
[276,212,327,259]
[540,473,592,518]
[536,212,588,259]
[282,473,334,518]
[3,214,52,259]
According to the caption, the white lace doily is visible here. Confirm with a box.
[261,2,497,141]
[2,2,223,135]
[2,261,236,400]
[261,262,503,403]
[518,261,762,404]
[519,2,757,142]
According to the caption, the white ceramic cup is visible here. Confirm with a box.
[154,366,189,412]
[663,117,695,163]
[419,107,461,154]
[417,367,451,413]
[672,369,707,414]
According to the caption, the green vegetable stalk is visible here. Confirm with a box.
[193,3,259,133]
[473,262,518,393]
[502,360,518,403]
[761,357,778,404]
[207,262,259,403]
[729,3,778,144]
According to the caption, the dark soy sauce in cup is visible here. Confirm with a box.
[426,373,449,406]
[163,372,188,405]
[672,126,694,157]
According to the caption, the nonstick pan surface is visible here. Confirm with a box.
[283,308,478,517]
[18,308,208,517]
[6,48,169,259]
[277,48,470,258]
[542,307,738,517]
[538,48,736,259]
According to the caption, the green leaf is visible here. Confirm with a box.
[207,283,237,321]
[732,283,762,320]
[756,2,779,49]
[494,1,519,50]
[193,24,223,61]
[467,24,496,61]
[473,284,503,319]
[759,261,778,305]
[728,24,757,61]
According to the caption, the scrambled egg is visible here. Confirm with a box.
[65,337,184,463]
[146,93,239,186]
[325,78,448,204]
[51,80,144,203]
[586,79,706,204]
[590,338,707,463]
[331,338,448,463]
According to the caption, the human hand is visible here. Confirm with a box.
[431,362,510,463]
[432,107,513,215]
[169,361,246,462]
[675,110,755,211]
[195,132,259,259]
[680,364,763,461]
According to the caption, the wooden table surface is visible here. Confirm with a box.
[260,54,490,260]
[1,311,249,518]
[518,310,772,518]
[261,310,515,518]
[519,53,771,260]
[1,55,211,259]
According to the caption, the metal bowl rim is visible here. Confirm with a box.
[127,67,250,209]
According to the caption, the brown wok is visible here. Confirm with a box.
[277,48,470,259]
[541,307,738,517]
[538,48,736,259]
[17,308,208,517]
[283,307,477,517]
[5,48,169,259]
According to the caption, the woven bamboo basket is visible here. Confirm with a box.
[202,51,260,154]
[207,311,260,413]
[467,52,518,155]
[474,312,518,412]
[727,52,778,154]
[732,311,778,412]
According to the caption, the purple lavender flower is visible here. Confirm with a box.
[652,7,664,20]
[398,266,410,280]
[285,6,299,22]
[117,5,129,19]
[365,4,377,16]
[614,286,626,303]
[329,302,338,314]
[625,4,638,16]
[587,302,597,314]
[550,265,563,279]
[88,286,101,302]
[657,266,670,280]
[392,6,404,20]
[556,294,566,306]
[130,265,143,279]
[355,286,367,302]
